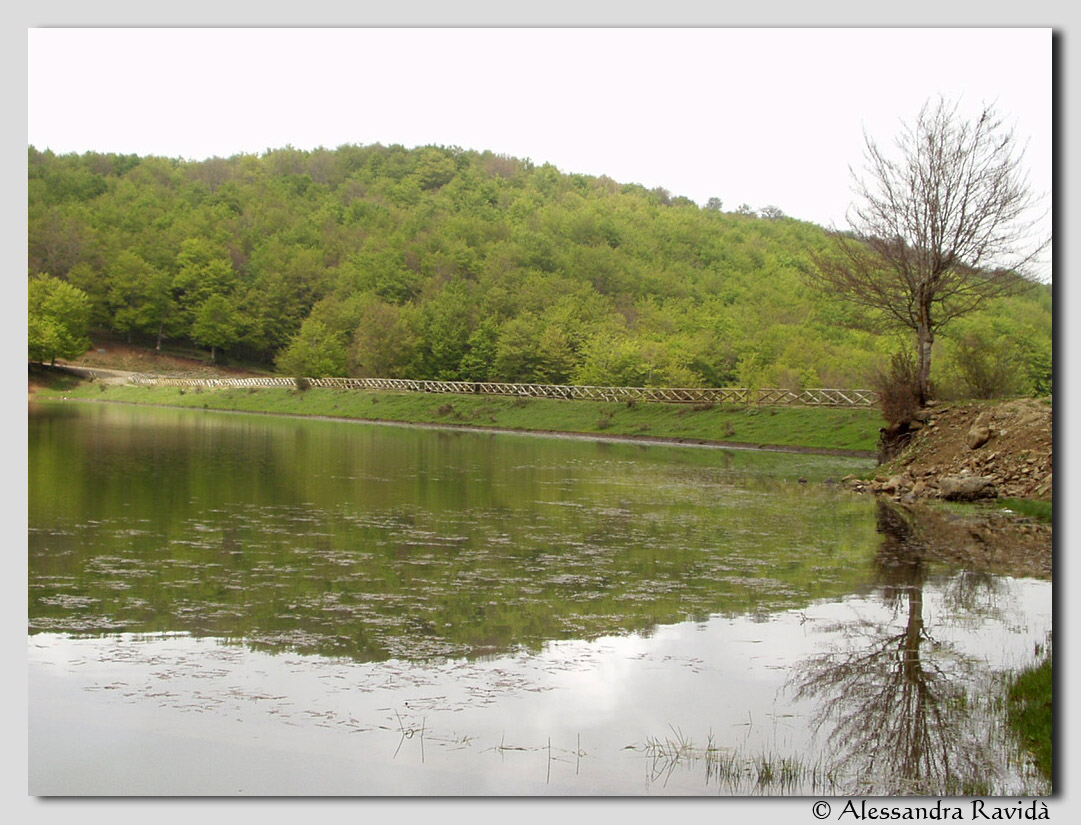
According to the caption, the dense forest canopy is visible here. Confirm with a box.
[27,143,1052,397]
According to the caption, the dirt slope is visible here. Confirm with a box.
[68,341,264,377]
[856,398,1053,501]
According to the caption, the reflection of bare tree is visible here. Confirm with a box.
[942,569,1008,625]
[789,501,994,795]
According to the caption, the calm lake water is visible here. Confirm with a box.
[27,401,1052,796]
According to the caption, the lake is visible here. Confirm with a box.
[27,401,1051,796]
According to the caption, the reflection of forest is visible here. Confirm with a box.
[28,404,880,661]
[789,500,1050,796]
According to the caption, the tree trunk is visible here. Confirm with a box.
[156,322,163,352]
[916,318,934,407]
[210,345,217,363]
[903,584,925,683]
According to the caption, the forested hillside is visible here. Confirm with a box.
[27,143,1052,397]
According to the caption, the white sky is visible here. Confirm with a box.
[27,28,1051,256]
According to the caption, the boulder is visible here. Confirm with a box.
[882,474,909,493]
[939,475,998,501]
[967,424,993,450]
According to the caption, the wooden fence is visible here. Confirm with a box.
[126,374,878,407]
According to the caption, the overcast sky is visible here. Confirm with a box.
[27,27,1051,268]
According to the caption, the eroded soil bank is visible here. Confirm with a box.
[847,398,1052,503]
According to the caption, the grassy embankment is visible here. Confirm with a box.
[997,498,1053,523]
[37,378,882,454]
[1007,654,1053,783]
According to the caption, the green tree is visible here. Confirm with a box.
[411,147,458,191]
[105,251,179,349]
[493,314,577,384]
[458,317,500,381]
[66,261,111,328]
[350,298,418,378]
[276,319,348,378]
[27,274,91,364]
[242,240,330,357]
[173,238,237,318]
[573,333,700,388]
[28,209,99,278]
[190,294,240,363]
[413,280,475,379]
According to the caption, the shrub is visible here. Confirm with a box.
[871,349,923,463]
[871,349,922,427]
[951,331,1022,399]
[294,376,311,391]
[1025,347,1053,397]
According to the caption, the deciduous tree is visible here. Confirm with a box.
[809,97,1048,405]
[28,274,91,364]
[276,319,348,378]
[191,294,240,363]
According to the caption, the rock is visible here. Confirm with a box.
[967,424,993,449]
[939,475,998,501]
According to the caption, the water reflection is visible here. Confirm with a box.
[29,402,880,661]
[27,403,1051,796]
[787,501,1050,796]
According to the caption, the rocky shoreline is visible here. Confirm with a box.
[840,398,1052,504]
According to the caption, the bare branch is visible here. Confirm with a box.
[805,96,1049,404]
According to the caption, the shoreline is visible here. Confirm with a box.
[33,396,879,459]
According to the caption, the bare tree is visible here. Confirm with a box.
[811,97,1049,406]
